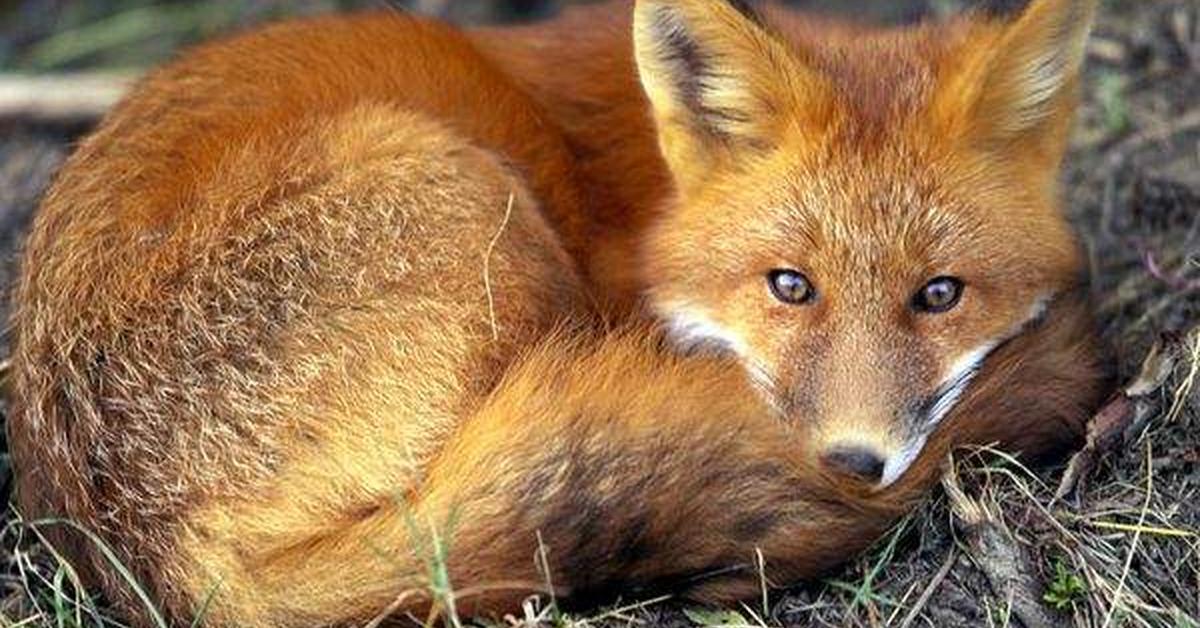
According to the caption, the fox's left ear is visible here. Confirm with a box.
[941,0,1097,153]
[633,0,830,197]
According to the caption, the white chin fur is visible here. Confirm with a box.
[926,344,992,426]
[881,433,927,488]
[880,348,990,487]
[926,294,1052,431]
[879,343,995,487]
[882,294,1053,486]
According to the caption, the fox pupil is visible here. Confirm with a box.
[767,269,816,305]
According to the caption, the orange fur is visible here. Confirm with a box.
[8,1,1107,625]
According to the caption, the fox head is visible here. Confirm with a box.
[634,0,1097,488]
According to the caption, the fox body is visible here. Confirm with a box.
[9,0,1107,625]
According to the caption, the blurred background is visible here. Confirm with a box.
[0,0,1101,74]
[1,0,1186,125]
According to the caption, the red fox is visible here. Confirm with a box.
[9,0,1108,625]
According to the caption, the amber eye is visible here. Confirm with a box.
[913,277,964,313]
[767,269,816,305]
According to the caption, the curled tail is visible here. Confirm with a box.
[184,330,915,626]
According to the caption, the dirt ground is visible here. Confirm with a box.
[0,1,1196,626]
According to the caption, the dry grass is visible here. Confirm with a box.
[0,0,1197,626]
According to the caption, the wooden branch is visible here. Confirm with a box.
[1054,327,1194,501]
[944,465,1058,628]
[0,72,136,124]
[898,547,958,628]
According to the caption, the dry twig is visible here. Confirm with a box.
[0,73,135,123]
[897,547,958,628]
[1054,327,1196,501]
[944,463,1058,628]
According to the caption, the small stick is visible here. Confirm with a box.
[1054,328,1191,501]
[944,464,1058,628]
[1142,250,1200,292]
[1099,443,1154,628]
[482,193,515,342]
[897,547,958,628]
[361,590,423,628]
[0,72,136,123]
[755,546,769,619]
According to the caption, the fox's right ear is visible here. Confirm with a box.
[939,0,1097,156]
[633,0,828,196]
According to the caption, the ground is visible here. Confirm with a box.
[0,1,1196,626]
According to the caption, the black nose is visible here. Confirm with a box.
[821,446,885,484]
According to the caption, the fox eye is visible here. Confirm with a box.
[767,269,816,305]
[913,277,963,313]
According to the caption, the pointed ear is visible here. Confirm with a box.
[634,0,826,195]
[942,0,1097,150]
